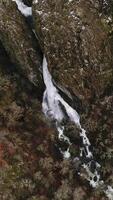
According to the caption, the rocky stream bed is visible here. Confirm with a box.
[0,0,113,199]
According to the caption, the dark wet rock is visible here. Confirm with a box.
[23,0,33,7]
[33,0,113,108]
[0,1,43,88]
[57,84,83,113]
[63,121,81,144]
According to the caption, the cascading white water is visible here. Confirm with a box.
[9,1,113,199]
[42,56,113,199]
[12,0,32,17]
[42,56,100,186]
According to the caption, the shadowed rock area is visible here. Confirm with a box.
[0,1,43,87]
[23,0,33,6]
[0,0,113,199]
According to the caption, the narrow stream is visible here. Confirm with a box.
[10,1,113,199]
[42,56,113,200]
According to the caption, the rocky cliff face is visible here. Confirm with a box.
[0,1,43,88]
[33,2,113,193]
[33,0,113,107]
[0,41,107,200]
[0,0,113,199]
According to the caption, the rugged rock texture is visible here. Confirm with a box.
[0,0,113,199]
[0,43,107,200]
[0,1,43,88]
[81,95,113,189]
[32,0,113,195]
[33,0,113,108]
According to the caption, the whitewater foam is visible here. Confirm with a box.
[42,55,113,199]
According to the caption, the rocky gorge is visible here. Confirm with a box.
[0,0,113,199]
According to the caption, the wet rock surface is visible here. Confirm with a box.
[23,0,33,6]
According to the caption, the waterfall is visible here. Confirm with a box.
[12,0,32,17]
[42,55,113,199]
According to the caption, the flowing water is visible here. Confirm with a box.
[12,0,32,17]
[10,1,113,198]
[42,56,113,199]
